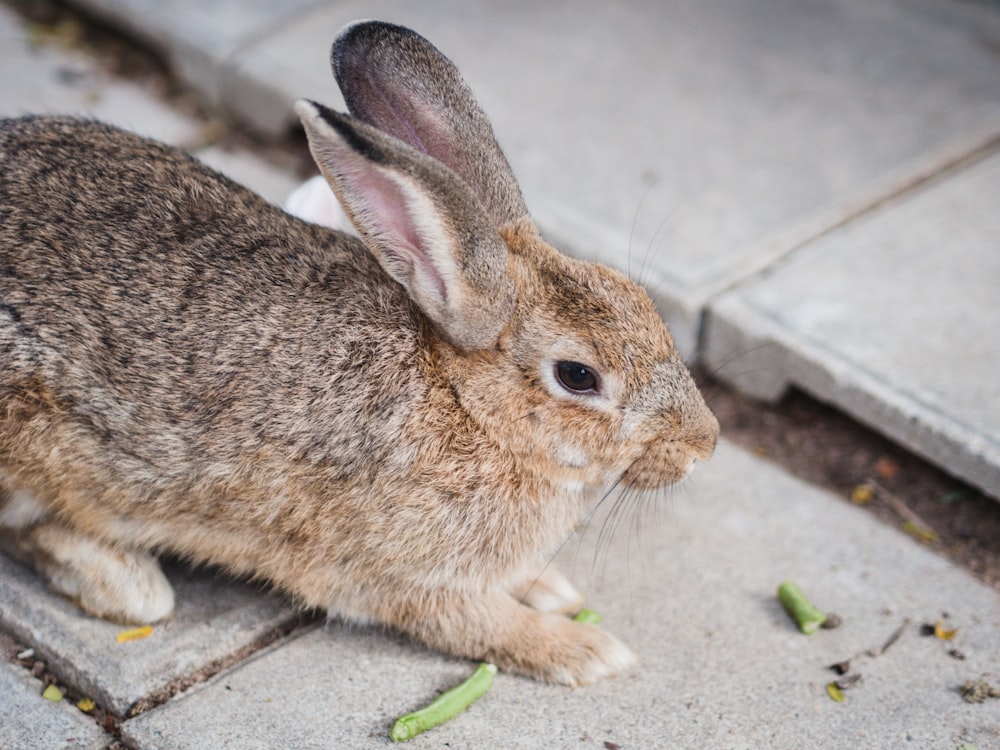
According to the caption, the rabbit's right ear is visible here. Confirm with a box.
[332,21,529,229]
[295,100,516,351]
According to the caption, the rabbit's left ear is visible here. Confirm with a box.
[332,21,529,229]
[296,100,516,351]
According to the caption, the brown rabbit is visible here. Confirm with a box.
[0,20,717,686]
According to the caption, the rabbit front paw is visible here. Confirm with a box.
[510,565,585,615]
[500,613,639,686]
[399,592,637,687]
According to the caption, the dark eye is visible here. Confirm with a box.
[555,361,599,393]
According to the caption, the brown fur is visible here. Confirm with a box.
[0,21,717,685]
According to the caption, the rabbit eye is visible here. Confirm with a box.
[555,361,599,393]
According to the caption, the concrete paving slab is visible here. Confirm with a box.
[704,150,1000,499]
[0,552,303,718]
[1,659,109,750]
[217,0,1000,357]
[0,3,202,146]
[1,3,301,214]
[122,440,1000,749]
[58,0,325,108]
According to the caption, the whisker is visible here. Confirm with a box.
[594,484,635,576]
[637,200,689,289]
[626,179,662,282]
[593,486,623,569]
[641,487,662,559]
[629,488,651,578]
[567,485,617,584]
[700,342,779,381]
[520,478,623,608]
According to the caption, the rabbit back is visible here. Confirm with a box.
[0,115,424,486]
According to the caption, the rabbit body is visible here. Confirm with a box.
[0,22,717,686]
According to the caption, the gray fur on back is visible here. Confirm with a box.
[0,116,423,478]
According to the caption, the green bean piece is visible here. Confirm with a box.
[777,580,827,634]
[572,607,603,625]
[390,662,497,742]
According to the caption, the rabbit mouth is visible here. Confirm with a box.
[620,432,717,490]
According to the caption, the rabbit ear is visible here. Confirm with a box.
[295,100,516,351]
[332,21,529,229]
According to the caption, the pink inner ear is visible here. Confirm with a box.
[360,74,431,156]
[359,80,462,178]
[345,163,449,304]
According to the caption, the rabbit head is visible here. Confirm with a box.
[298,22,717,499]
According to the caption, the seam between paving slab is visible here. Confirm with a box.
[0,602,315,721]
[699,136,1000,499]
[0,614,319,748]
[122,612,317,719]
[1,658,111,749]
[700,131,1000,423]
[0,620,317,747]
[691,127,1000,347]
[711,129,1000,294]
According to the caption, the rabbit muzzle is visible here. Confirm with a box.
[620,415,719,490]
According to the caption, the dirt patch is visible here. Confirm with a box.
[6,0,193,107]
[699,372,1000,592]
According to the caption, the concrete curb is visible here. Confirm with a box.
[704,147,1000,499]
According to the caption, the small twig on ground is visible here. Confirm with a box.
[868,617,911,658]
[869,480,938,541]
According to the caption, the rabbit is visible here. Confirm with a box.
[0,20,718,686]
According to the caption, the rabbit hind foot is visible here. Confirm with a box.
[3,510,174,625]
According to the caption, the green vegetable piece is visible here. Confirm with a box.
[572,608,603,625]
[825,681,845,703]
[390,662,496,742]
[777,581,827,634]
[42,684,64,702]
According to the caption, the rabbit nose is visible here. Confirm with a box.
[687,409,720,463]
